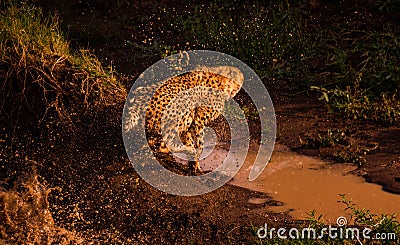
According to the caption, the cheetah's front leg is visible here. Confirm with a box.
[184,124,206,174]
[187,106,222,174]
[177,130,203,174]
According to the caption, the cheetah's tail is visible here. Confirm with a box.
[123,85,158,132]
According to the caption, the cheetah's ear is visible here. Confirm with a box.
[193,65,244,87]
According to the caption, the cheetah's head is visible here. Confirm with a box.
[197,65,244,97]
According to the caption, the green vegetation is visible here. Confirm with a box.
[299,128,368,165]
[252,194,400,244]
[311,29,400,125]
[300,129,347,148]
[331,148,367,166]
[338,194,400,239]
[166,0,400,125]
[0,2,126,128]
[170,1,311,83]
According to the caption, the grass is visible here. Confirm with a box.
[0,2,126,129]
[311,85,400,126]
[299,128,367,165]
[164,0,400,126]
[310,28,400,125]
[168,0,313,83]
[299,129,347,148]
[331,149,367,166]
[252,194,400,244]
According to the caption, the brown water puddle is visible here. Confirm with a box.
[202,144,400,223]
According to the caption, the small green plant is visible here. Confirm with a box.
[160,44,180,58]
[312,86,400,126]
[311,78,369,121]
[300,129,347,149]
[339,194,400,244]
[253,195,399,244]
[371,93,400,125]
[238,102,261,122]
[307,209,325,227]
[331,148,366,166]
[317,129,346,147]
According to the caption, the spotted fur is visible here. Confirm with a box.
[124,66,244,173]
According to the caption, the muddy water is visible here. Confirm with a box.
[203,144,400,223]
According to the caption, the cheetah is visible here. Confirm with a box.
[124,66,244,174]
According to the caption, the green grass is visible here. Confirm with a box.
[310,28,400,125]
[168,0,313,83]
[0,2,126,128]
[299,129,347,148]
[331,149,367,166]
[298,128,368,165]
[164,0,400,126]
[311,85,400,126]
[338,194,400,244]
[252,194,400,244]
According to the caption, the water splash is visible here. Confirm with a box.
[0,170,84,244]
